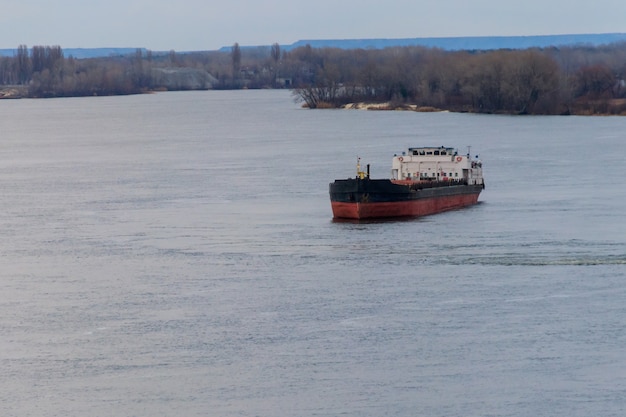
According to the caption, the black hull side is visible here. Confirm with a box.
[329,178,484,203]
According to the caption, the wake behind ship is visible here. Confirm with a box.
[329,146,484,220]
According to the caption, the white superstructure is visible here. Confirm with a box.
[391,146,484,185]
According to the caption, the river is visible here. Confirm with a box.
[1,90,625,416]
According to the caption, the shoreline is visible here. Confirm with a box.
[341,101,626,116]
[0,86,27,99]
[343,102,447,112]
[2,88,625,116]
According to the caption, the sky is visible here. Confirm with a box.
[1,0,626,51]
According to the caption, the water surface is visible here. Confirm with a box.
[1,90,625,416]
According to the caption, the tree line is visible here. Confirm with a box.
[1,45,150,97]
[0,43,288,97]
[290,43,626,115]
[1,42,626,115]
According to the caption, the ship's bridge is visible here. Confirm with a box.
[407,146,457,157]
[391,146,484,185]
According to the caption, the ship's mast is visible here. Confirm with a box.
[356,157,368,179]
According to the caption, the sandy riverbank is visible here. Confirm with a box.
[0,86,28,99]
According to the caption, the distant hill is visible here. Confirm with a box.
[3,33,626,59]
[284,33,626,51]
[217,33,626,53]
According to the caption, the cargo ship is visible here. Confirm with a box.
[329,146,484,220]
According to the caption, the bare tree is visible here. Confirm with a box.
[231,43,241,80]
[270,43,281,86]
[574,64,615,98]
[271,43,281,64]
[16,44,30,84]
[501,50,560,114]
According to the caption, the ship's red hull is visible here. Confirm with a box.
[331,191,480,220]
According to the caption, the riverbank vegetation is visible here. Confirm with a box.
[1,42,626,115]
[290,43,626,115]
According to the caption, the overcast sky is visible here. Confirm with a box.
[2,0,626,51]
